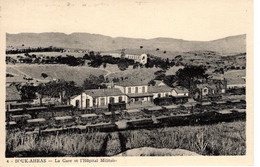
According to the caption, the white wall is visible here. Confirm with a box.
[172,90,189,97]
[153,92,172,99]
[202,88,208,96]
[70,93,93,109]
[71,94,128,108]
[124,86,148,94]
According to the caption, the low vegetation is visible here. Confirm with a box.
[6,121,246,157]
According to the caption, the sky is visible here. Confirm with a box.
[1,0,252,41]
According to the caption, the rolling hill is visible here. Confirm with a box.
[6,33,246,54]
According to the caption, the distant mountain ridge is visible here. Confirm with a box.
[6,33,246,53]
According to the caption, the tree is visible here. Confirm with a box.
[20,84,37,100]
[148,80,156,86]
[176,65,208,93]
[118,61,129,71]
[133,63,139,69]
[41,73,48,78]
[163,75,177,87]
[83,75,107,90]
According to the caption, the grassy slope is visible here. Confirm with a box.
[6,64,107,86]
[106,67,159,84]
[6,121,246,157]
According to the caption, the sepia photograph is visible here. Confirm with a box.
[1,0,254,166]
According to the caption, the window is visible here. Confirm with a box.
[204,88,207,93]
[86,99,90,108]
[100,98,105,106]
[128,87,131,93]
[76,100,79,108]
[142,86,145,93]
[93,98,96,105]
[119,96,123,102]
[109,97,115,104]
[158,94,161,98]
[135,87,138,93]
[166,93,169,97]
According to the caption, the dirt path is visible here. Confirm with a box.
[103,68,119,77]
[8,66,49,82]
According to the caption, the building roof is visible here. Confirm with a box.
[81,113,98,118]
[127,93,154,98]
[153,80,166,86]
[84,88,125,97]
[147,106,163,111]
[115,80,148,87]
[148,85,173,93]
[172,86,189,93]
[196,84,216,90]
[127,109,141,113]
[27,118,46,123]
[227,78,246,85]
[6,86,22,101]
[54,116,73,120]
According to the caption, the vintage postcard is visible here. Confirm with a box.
[0,0,254,166]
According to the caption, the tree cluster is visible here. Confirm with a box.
[82,75,107,90]
[145,56,175,70]
[84,52,136,70]
[6,46,63,54]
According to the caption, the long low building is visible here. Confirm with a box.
[100,52,147,64]
[70,84,190,109]
[70,88,128,109]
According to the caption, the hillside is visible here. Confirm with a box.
[6,33,246,54]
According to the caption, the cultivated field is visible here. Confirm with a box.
[6,121,245,157]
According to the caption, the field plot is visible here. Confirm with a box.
[6,121,245,157]
[6,64,107,85]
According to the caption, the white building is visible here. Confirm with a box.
[114,83,153,104]
[70,88,127,109]
[100,52,147,64]
[148,85,173,99]
[172,86,189,97]
[124,54,147,64]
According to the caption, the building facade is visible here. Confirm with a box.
[148,85,173,99]
[114,83,153,104]
[100,52,147,64]
[124,54,147,65]
[70,88,127,109]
